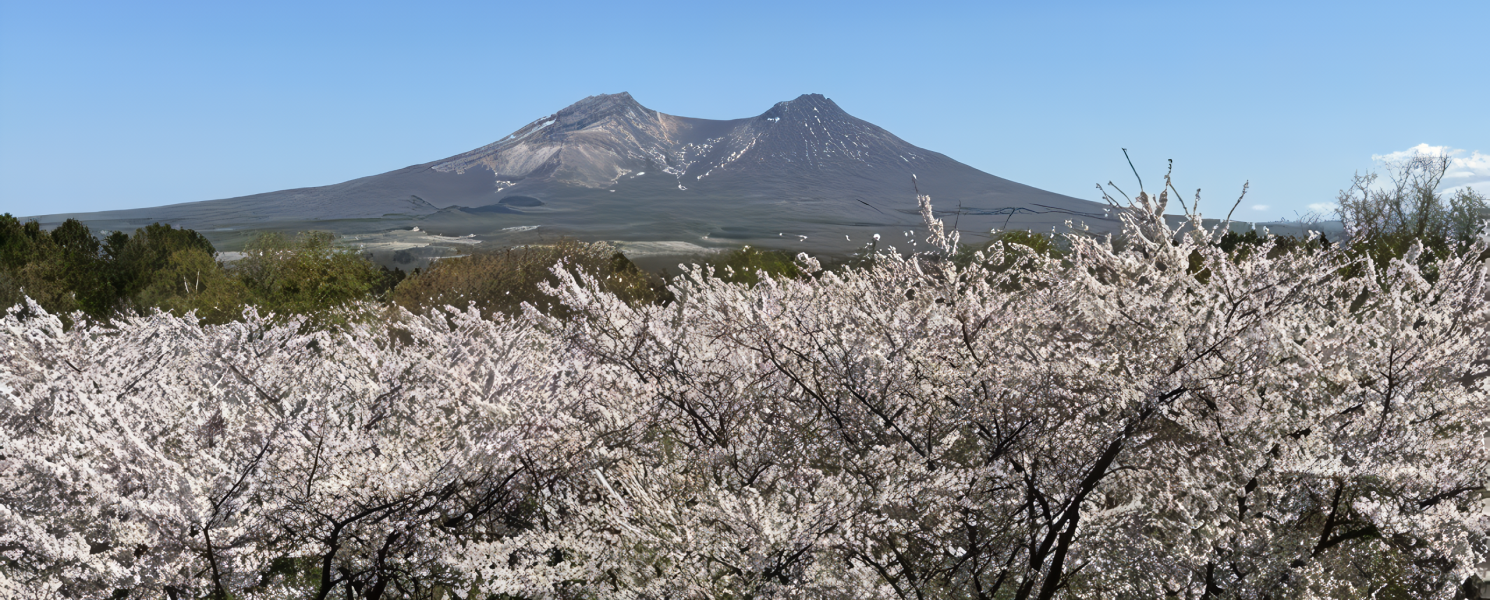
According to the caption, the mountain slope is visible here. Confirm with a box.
[29,93,1118,256]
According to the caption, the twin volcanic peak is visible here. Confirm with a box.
[30,92,1118,255]
[431,92,930,193]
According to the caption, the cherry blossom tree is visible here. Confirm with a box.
[4,185,1489,599]
[530,189,1490,599]
[1,304,576,599]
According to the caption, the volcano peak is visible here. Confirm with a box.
[761,93,847,120]
[548,91,655,132]
[558,92,646,118]
[34,92,1118,260]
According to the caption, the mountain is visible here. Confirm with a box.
[28,93,1119,260]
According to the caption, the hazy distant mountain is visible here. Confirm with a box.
[30,93,1122,258]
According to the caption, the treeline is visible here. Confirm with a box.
[1,212,1480,329]
[4,154,1486,327]
[0,214,1063,327]
[0,217,404,324]
[0,219,672,326]
[0,218,216,321]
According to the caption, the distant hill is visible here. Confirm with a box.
[29,92,1124,260]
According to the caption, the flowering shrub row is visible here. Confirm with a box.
[3,194,1489,599]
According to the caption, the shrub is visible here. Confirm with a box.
[132,247,248,325]
[955,229,1063,271]
[0,215,46,273]
[232,231,382,319]
[0,216,112,320]
[706,246,804,285]
[113,222,218,302]
[1336,152,1489,265]
[390,239,668,318]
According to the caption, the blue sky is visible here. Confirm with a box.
[1,0,1486,220]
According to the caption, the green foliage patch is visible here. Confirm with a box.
[391,238,670,319]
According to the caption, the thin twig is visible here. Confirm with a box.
[1222,181,1250,233]
[1123,148,1144,193]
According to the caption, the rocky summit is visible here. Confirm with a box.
[30,93,1120,259]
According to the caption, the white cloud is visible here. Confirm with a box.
[1251,204,1270,211]
[1371,143,1452,164]
[1372,143,1490,194]
[1308,202,1339,215]
[1447,151,1490,186]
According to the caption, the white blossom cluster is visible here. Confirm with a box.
[4,193,1490,599]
